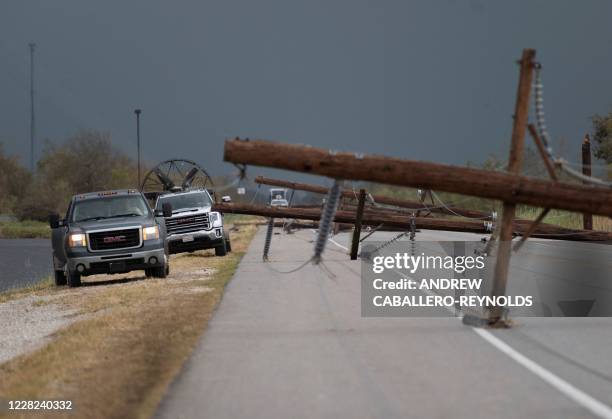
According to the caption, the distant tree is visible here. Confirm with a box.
[0,144,32,214]
[15,130,139,220]
[37,129,138,193]
[592,112,612,163]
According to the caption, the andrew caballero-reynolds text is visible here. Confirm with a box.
[369,253,533,308]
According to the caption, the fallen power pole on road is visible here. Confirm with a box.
[255,176,491,219]
[226,142,612,217]
[214,203,612,242]
[224,49,612,327]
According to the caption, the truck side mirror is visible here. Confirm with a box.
[49,213,61,229]
[162,203,173,218]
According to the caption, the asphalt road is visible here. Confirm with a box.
[0,239,52,292]
[157,227,612,419]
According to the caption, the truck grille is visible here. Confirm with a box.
[165,214,210,235]
[88,228,141,251]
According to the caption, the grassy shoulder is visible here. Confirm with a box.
[0,220,259,419]
[0,220,50,239]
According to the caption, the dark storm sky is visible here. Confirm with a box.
[1,0,611,181]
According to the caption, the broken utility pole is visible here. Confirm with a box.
[225,140,612,217]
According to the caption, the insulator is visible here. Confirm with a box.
[312,180,342,264]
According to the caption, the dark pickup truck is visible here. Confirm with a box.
[49,189,172,287]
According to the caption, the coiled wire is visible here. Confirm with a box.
[262,217,274,261]
[371,231,409,255]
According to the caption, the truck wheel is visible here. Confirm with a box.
[54,270,67,286]
[67,271,82,287]
[215,242,227,257]
[152,264,168,278]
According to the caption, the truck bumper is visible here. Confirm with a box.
[67,247,166,276]
[167,228,225,254]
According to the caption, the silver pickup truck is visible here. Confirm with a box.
[49,189,172,287]
[154,189,231,256]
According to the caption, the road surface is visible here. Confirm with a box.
[0,239,52,292]
[157,227,612,419]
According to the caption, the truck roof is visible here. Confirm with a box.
[72,189,143,202]
[157,188,212,198]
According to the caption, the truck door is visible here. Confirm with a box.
[51,202,71,268]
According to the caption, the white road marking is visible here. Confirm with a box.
[474,327,612,419]
[329,238,348,251]
[387,254,612,419]
[308,229,349,252]
[319,229,612,417]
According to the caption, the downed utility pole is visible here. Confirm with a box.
[255,176,490,219]
[225,140,612,217]
[213,203,612,242]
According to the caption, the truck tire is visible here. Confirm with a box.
[152,263,168,278]
[54,270,67,286]
[67,271,82,287]
[215,241,227,257]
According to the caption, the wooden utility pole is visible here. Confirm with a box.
[350,189,366,260]
[582,134,593,230]
[488,49,536,325]
[225,140,612,216]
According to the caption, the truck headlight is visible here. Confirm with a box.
[69,233,87,247]
[209,212,222,226]
[142,225,159,240]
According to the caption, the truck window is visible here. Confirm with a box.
[156,193,212,212]
[72,196,150,222]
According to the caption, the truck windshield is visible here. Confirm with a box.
[72,196,150,222]
[270,189,286,200]
[156,192,212,213]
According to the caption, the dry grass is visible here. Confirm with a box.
[0,221,258,419]
[0,277,55,304]
[516,208,612,232]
